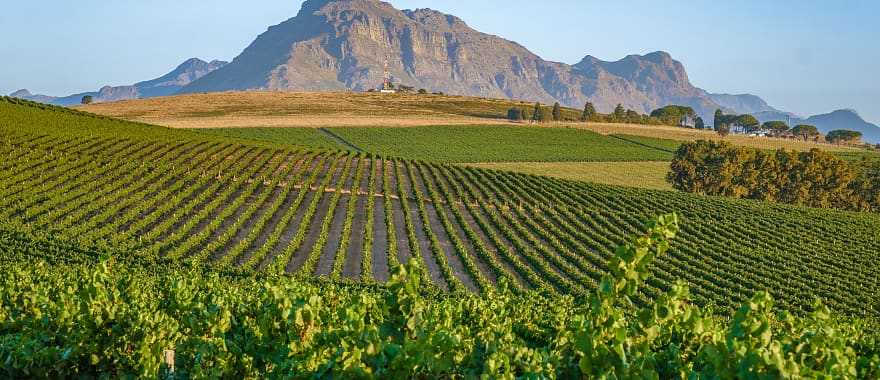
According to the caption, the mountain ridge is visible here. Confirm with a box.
[180,0,723,119]
[11,58,226,106]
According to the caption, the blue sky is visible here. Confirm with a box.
[1,0,877,123]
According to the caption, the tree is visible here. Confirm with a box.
[625,109,640,123]
[650,105,697,126]
[552,102,562,122]
[695,117,705,130]
[580,102,596,122]
[714,109,724,130]
[792,125,820,141]
[507,108,523,122]
[520,107,531,121]
[826,130,863,145]
[417,89,428,94]
[532,102,547,123]
[734,114,760,133]
[612,104,626,122]
[81,95,93,105]
[762,121,789,136]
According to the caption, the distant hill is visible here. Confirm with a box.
[806,110,880,143]
[708,93,780,114]
[10,58,226,106]
[754,109,880,143]
[181,0,723,119]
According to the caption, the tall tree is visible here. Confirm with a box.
[507,108,523,121]
[532,102,546,123]
[714,109,724,130]
[734,114,761,133]
[826,130,863,145]
[552,102,562,122]
[580,102,596,122]
[695,117,705,130]
[81,95,93,105]
[612,104,626,122]
[762,121,789,136]
[792,125,820,141]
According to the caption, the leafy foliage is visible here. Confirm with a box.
[827,129,864,145]
[1,215,877,378]
[669,140,880,211]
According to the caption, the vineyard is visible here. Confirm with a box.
[1,97,879,319]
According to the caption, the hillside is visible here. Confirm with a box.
[179,0,723,119]
[2,96,879,318]
[80,91,866,154]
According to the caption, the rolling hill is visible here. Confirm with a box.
[2,96,879,319]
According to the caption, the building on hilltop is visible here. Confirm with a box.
[380,60,397,93]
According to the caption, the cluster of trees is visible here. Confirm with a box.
[711,109,863,145]
[650,105,704,128]
[508,101,705,126]
[827,129,864,144]
[668,140,880,212]
[712,110,760,136]
[507,102,564,123]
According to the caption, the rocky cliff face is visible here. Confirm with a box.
[11,58,227,106]
[183,0,723,118]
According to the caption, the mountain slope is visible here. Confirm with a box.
[708,93,780,114]
[806,110,880,143]
[182,0,723,118]
[10,58,227,106]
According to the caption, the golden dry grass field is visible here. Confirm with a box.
[467,161,673,190]
[79,91,528,128]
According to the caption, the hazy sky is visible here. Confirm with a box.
[2,0,877,123]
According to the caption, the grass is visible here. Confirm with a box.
[326,125,674,162]
[467,161,672,190]
[78,91,579,129]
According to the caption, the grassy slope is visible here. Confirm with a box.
[328,125,673,162]
[467,161,672,190]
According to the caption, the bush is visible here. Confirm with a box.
[668,140,880,211]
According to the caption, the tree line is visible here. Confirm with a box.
[507,102,705,126]
[668,140,880,212]
[713,109,864,145]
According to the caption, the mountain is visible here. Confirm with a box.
[182,0,723,119]
[10,58,227,106]
[754,108,880,143]
[708,93,779,114]
[806,110,880,143]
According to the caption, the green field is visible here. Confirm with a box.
[2,96,880,377]
[197,125,676,162]
[2,96,879,314]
